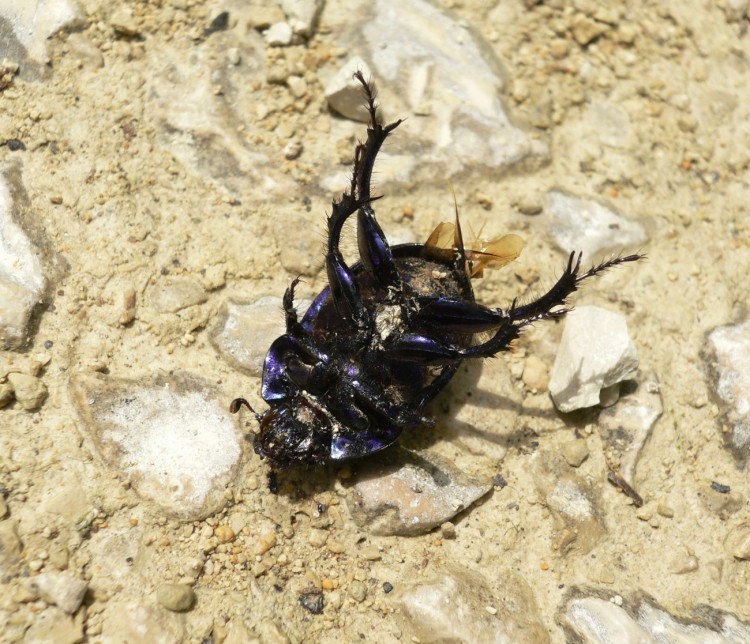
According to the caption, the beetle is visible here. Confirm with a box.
[231,72,642,469]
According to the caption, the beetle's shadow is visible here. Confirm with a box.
[402,359,596,454]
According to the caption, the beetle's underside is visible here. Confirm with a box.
[231,72,642,469]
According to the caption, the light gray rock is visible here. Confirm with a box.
[345,449,492,536]
[321,0,548,186]
[281,0,324,37]
[156,583,195,612]
[7,371,47,410]
[705,321,750,465]
[563,595,750,643]
[534,453,604,555]
[549,306,639,413]
[546,190,647,260]
[211,297,281,376]
[393,566,548,643]
[149,276,207,314]
[30,572,88,614]
[599,369,663,486]
[0,0,83,64]
[22,606,84,644]
[0,173,45,349]
[70,371,242,520]
[325,57,373,122]
[264,21,293,47]
[101,601,186,642]
[0,520,22,577]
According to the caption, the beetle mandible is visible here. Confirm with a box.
[231,72,642,469]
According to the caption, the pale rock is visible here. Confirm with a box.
[394,566,547,643]
[546,190,647,260]
[210,296,309,376]
[22,606,84,644]
[599,369,663,485]
[534,452,604,554]
[564,597,651,641]
[0,520,22,577]
[549,306,639,413]
[325,57,373,122]
[30,572,88,614]
[156,583,195,612]
[110,6,140,36]
[247,6,285,30]
[0,381,13,408]
[726,524,750,560]
[66,33,104,69]
[321,0,548,186]
[281,0,323,37]
[0,0,83,64]
[561,439,589,468]
[149,276,207,313]
[70,372,242,520]
[100,601,186,642]
[264,21,293,47]
[7,371,47,410]
[0,173,45,349]
[705,321,750,465]
[346,449,492,536]
[563,595,750,642]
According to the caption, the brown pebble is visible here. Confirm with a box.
[215,525,235,543]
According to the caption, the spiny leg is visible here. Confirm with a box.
[351,71,403,291]
[326,192,368,327]
[387,252,644,365]
[509,252,643,324]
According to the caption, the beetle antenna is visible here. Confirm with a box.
[230,397,262,423]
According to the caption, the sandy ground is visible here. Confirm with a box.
[2,0,750,642]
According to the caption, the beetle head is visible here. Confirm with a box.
[254,398,332,467]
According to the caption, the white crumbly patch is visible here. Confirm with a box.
[375,304,404,342]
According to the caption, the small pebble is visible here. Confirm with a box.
[156,583,195,612]
[7,372,47,411]
[265,22,293,47]
[349,580,367,602]
[308,528,328,548]
[383,582,394,593]
[561,439,589,468]
[522,355,549,392]
[670,554,699,574]
[215,525,235,543]
[254,531,277,555]
[299,589,324,614]
[360,545,382,560]
[31,572,88,614]
[440,522,457,539]
[726,525,750,560]
[517,194,543,215]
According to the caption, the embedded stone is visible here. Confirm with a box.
[549,306,639,413]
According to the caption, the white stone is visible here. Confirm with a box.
[281,0,323,37]
[546,190,647,260]
[70,372,242,520]
[31,572,88,614]
[0,173,45,349]
[264,21,293,47]
[0,0,83,63]
[549,306,639,413]
[707,321,750,455]
[321,0,548,186]
[324,57,373,123]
